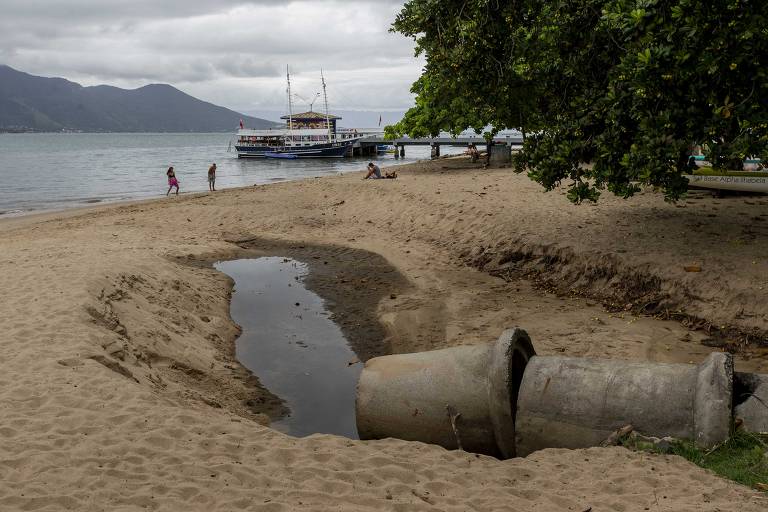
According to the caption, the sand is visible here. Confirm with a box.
[0,156,766,511]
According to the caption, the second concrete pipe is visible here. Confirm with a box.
[514,353,733,456]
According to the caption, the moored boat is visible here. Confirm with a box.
[684,155,768,193]
[377,144,396,153]
[235,69,359,159]
[684,169,768,193]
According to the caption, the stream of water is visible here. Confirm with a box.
[215,257,361,438]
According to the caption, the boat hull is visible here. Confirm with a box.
[684,173,768,193]
[236,141,353,158]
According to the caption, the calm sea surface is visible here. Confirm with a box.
[0,132,437,216]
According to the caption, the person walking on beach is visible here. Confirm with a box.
[207,163,216,192]
[166,166,179,196]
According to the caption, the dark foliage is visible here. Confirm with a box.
[389,0,768,202]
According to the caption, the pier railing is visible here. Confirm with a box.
[357,135,523,147]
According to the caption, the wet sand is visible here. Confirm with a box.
[0,156,766,510]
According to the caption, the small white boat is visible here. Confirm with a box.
[684,171,768,193]
[264,152,297,160]
[684,155,768,193]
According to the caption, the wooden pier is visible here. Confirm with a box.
[351,134,524,157]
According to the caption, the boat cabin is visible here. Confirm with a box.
[282,111,340,133]
[236,110,360,148]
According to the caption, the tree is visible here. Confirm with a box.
[389,0,768,202]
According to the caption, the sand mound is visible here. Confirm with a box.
[0,158,765,510]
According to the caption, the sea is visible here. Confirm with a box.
[0,132,440,217]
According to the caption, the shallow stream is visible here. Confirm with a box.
[215,257,362,438]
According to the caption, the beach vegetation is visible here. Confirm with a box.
[388,0,768,202]
[623,430,768,491]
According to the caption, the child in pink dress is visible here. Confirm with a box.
[166,166,179,196]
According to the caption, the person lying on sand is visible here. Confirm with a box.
[363,162,397,179]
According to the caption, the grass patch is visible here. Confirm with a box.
[670,431,768,491]
[667,431,768,490]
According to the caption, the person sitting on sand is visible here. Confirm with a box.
[363,162,397,180]
[208,163,216,192]
[467,143,480,163]
[166,166,179,196]
[364,162,382,179]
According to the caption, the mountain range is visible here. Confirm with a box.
[0,65,277,132]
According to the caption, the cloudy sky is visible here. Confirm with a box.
[0,1,423,119]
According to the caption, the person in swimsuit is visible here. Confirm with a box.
[467,143,480,163]
[207,163,216,192]
[166,166,179,196]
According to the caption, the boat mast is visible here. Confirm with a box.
[321,69,332,144]
[286,65,294,146]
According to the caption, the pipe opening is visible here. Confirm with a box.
[733,372,760,408]
[509,349,527,424]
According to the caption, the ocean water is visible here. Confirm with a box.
[0,132,437,216]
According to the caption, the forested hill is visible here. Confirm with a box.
[0,65,277,132]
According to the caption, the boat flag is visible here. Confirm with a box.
[239,119,244,129]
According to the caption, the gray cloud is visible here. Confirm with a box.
[0,0,421,111]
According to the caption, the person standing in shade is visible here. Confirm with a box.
[166,166,179,196]
[207,163,217,191]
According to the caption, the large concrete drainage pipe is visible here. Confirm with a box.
[355,328,535,458]
[514,353,733,456]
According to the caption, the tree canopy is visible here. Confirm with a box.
[388,0,768,202]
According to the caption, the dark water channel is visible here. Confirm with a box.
[215,257,362,438]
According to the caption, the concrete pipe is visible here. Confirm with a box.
[356,328,535,458]
[735,372,768,433]
[515,353,733,456]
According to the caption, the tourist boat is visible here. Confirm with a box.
[235,69,359,158]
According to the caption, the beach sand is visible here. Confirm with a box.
[0,157,766,510]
